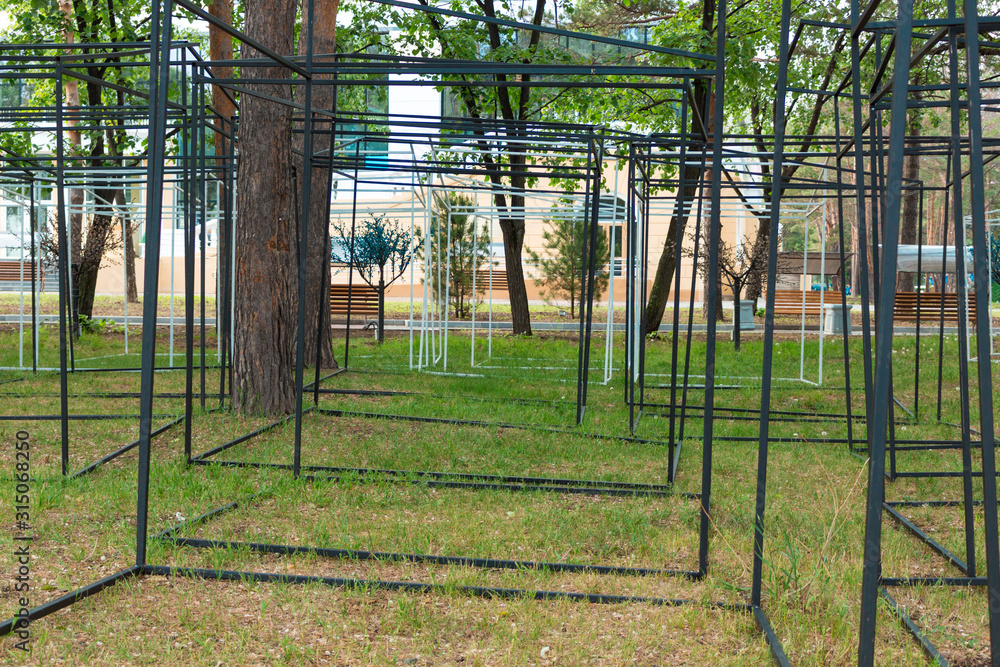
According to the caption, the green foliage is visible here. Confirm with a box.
[78,315,123,335]
[991,226,1000,287]
[331,214,414,289]
[528,201,610,318]
[419,193,491,318]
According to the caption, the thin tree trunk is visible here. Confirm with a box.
[57,0,84,260]
[898,104,922,293]
[732,286,742,351]
[208,0,235,323]
[119,189,138,302]
[232,0,298,416]
[500,152,532,335]
[499,215,532,335]
[76,188,120,318]
[644,163,700,334]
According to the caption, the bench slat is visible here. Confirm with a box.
[473,269,508,291]
[893,292,976,323]
[330,284,380,316]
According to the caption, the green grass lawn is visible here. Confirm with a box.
[0,324,996,665]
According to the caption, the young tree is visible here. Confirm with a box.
[687,223,774,351]
[345,0,598,336]
[421,193,491,318]
[2,0,151,320]
[528,204,610,319]
[332,215,414,341]
[571,0,850,331]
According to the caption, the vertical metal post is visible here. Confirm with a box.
[198,72,208,409]
[668,89,691,476]
[936,153,952,421]
[832,98,855,451]
[625,143,636,427]
[580,132,606,421]
[699,0,725,577]
[637,142,651,421]
[751,0,791,607]
[344,139,361,370]
[183,48,195,461]
[576,137,595,424]
[850,0,876,446]
[947,7,977,581]
[857,0,914,661]
[54,66,71,477]
[29,175,37,374]
[962,1,1000,658]
[292,0,316,479]
[136,0,173,567]
[679,151,708,449]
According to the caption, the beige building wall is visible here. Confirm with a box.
[110,161,757,305]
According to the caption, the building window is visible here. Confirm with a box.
[6,206,22,234]
[598,196,626,276]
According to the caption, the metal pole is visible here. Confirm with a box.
[29,175,37,374]
[292,0,316,479]
[751,0,791,607]
[136,0,173,567]
[857,0,914,660]
[962,1,1000,657]
[54,66,71,477]
[699,0,726,577]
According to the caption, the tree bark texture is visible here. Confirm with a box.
[119,189,139,302]
[294,0,338,369]
[75,187,118,318]
[897,106,922,293]
[208,0,235,324]
[499,214,532,335]
[643,163,701,334]
[232,0,298,415]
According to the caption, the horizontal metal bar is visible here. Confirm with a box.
[882,576,987,586]
[69,414,186,480]
[884,503,968,574]
[162,537,697,578]
[753,606,793,667]
[366,0,716,61]
[190,409,312,461]
[879,587,949,666]
[172,0,309,78]
[143,564,749,610]
[886,500,984,507]
[0,566,143,636]
[314,407,671,447]
[191,458,688,498]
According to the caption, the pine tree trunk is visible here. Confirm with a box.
[232,0,298,416]
[295,0,338,370]
[898,108,922,293]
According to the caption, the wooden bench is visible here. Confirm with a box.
[893,292,977,324]
[329,283,379,318]
[473,268,508,292]
[768,290,829,316]
[0,260,42,291]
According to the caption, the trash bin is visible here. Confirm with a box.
[824,303,853,334]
